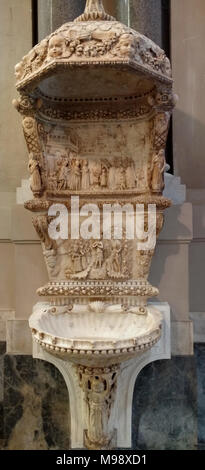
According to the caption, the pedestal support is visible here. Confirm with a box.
[32,302,170,449]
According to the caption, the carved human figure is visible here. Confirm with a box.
[92,242,104,269]
[88,378,107,444]
[151,149,166,192]
[70,159,81,190]
[81,160,90,190]
[118,33,135,57]
[48,35,64,59]
[48,172,57,190]
[58,158,69,190]
[90,162,101,188]
[107,164,116,189]
[108,241,121,274]
[28,153,42,194]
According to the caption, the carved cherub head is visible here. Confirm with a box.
[48,35,64,59]
[119,33,135,57]
[161,57,172,77]
[14,62,23,80]
[34,39,48,64]
[23,117,35,133]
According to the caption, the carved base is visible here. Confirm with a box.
[84,429,117,450]
[31,302,170,449]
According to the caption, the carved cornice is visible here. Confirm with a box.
[24,196,171,213]
[37,280,159,298]
[14,19,172,92]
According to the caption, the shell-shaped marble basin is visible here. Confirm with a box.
[29,304,162,366]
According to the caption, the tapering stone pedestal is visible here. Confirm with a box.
[32,302,170,449]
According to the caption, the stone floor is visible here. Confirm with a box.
[0,342,204,450]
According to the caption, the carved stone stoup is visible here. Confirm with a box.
[14,0,175,451]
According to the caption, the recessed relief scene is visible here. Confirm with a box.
[33,215,132,281]
[63,238,130,281]
[39,120,154,195]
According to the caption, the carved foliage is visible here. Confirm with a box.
[15,23,171,83]
[12,94,42,117]
[32,215,54,250]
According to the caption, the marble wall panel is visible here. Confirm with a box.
[0,341,199,451]
[0,353,70,450]
[195,344,205,446]
[132,357,197,450]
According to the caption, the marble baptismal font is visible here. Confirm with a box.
[13,0,176,450]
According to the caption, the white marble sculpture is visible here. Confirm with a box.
[14,0,176,450]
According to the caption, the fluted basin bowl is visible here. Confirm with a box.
[29,302,162,366]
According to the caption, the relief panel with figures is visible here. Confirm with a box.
[38,119,154,194]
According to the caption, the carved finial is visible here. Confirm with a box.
[75,0,116,22]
